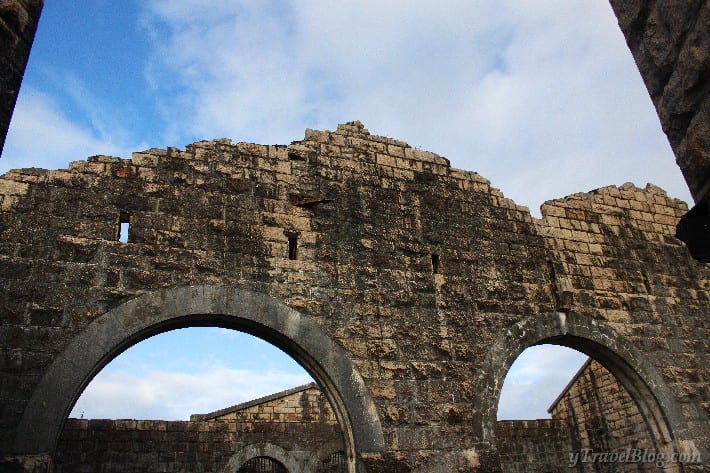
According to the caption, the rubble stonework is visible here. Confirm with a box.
[54,384,345,473]
[0,121,706,472]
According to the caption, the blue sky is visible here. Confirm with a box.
[3,1,689,421]
[70,328,313,420]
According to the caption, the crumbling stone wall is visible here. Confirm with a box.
[0,122,707,472]
[191,384,337,425]
[58,366,672,473]
[496,358,665,473]
[2,1,707,206]
[55,384,344,473]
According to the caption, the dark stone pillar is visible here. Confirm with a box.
[0,0,44,156]
[608,0,710,260]
[608,0,709,205]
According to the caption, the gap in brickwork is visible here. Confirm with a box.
[431,253,440,274]
[288,236,298,260]
[118,212,131,243]
[497,345,588,421]
[497,345,662,473]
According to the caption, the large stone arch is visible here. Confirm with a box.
[14,285,384,472]
[478,311,702,466]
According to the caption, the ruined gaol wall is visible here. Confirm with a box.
[190,383,338,425]
[54,384,344,473]
[496,420,572,473]
[549,359,657,473]
[55,418,343,473]
[0,122,707,472]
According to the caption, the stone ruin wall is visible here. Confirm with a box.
[190,384,338,424]
[496,419,572,473]
[0,0,43,154]
[0,122,707,472]
[495,358,664,473]
[0,2,707,472]
[550,359,656,473]
[54,385,343,473]
[2,1,707,206]
[55,419,342,473]
[51,361,671,473]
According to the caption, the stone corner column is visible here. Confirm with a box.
[0,0,45,156]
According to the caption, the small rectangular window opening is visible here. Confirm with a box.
[431,253,440,274]
[119,213,131,243]
[288,236,298,260]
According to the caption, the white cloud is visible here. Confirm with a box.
[70,364,313,420]
[497,345,588,420]
[140,0,691,214]
[1,87,144,174]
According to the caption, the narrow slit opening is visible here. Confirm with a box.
[119,213,131,243]
[288,236,298,260]
[431,253,440,274]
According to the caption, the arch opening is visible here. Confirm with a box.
[496,344,665,473]
[238,456,288,473]
[15,286,385,473]
[54,326,347,473]
[480,313,698,473]
[68,327,316,420]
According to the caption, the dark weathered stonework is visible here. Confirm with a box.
[55,384,345,473]
[0,1,705,472]
[0,122,707,472]
[0,0,43,155]
[549,359,658,473]
[496,420,572,473]
[608,0,710,205]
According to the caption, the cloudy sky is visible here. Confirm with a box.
[3,1,688,421]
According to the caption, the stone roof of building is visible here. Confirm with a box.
[189,382,319,421]
[546,357,592,413]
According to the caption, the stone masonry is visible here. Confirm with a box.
[0,121,707,472]
[54,384,345,473]
[496,419,572,473]
[51,360,680,473]
[2,2,708,207]
[608,0,710,205]
[549,359,656,473]
[0,0,43,155]
[0,2,707,473]
[190,383,338,425]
